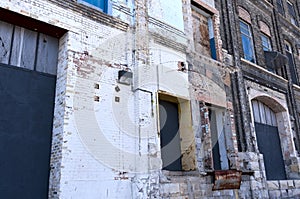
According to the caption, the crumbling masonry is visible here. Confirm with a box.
[1,0,300,198]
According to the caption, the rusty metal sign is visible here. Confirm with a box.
[212,170,242,190]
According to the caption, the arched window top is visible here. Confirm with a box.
[238,6,251,24]
[252,100,277,126]
[259,21,271,37]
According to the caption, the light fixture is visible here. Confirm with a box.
[118,70,132,85]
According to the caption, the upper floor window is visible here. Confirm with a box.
[192,5,217,60]
[78,0,112,14]
[261,34,272,51]
[287,1,298,26]
[285,41,299,84]
[277,0,285,15]
[240,20,256,63]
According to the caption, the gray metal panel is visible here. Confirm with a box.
[0,21,13,64]
[159,100,182,171]
[0,64,56,198]
[36,33,59,75]
[210,109,221,170]
[255,122,286,180]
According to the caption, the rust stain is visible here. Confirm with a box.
[212,170,242,190]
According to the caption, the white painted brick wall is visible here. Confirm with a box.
[0,0,190,198]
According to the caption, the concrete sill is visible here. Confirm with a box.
[205,169,254,176]
[161,170,200,177]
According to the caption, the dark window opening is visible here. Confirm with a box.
[287,1,298,26]
[285,42,299,84]
[277,0,285,15]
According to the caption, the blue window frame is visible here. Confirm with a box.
[261,34,272,51]
[78,0,111,14]
[240,20,256,63]
[208,18,217,60]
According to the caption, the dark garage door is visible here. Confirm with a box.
[0,64,56,198]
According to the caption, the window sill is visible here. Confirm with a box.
[48,0,129,31]
[161,169,200,177]
[241,58,288,83]
[292,84,300,90]
[278,14,300,31]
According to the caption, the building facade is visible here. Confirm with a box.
[0,0,300,198]
[215,0,300,198]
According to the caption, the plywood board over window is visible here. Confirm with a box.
[0,21,13,64]
[0,20,59,75]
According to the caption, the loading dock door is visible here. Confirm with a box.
[159,100,182,171]
[252,100,286,180]
[0,64,56,198]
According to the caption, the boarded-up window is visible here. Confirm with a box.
[0,20,59,75]
[252,100,277,126]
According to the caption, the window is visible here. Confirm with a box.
[277,0,285,15]
[285,42,299,84]
[261,34,272,51]
[192,5,217,60]
[262,34,275,72]
[208,18,217,60]
[240,20,256,63]
[287,1,298,26]
[78,0,112,14]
